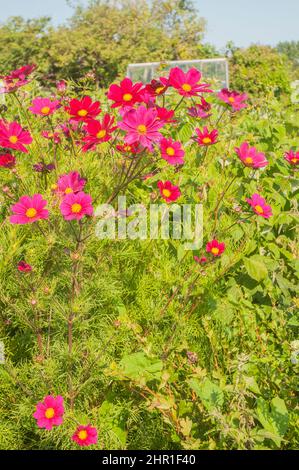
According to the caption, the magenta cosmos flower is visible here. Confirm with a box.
[57,171,86,196]
[158,180,181,203]
[0,120,32,153]
[33,395,64,430]
[29,97,60,116]
[82,115,117,151]
[145,79,168,98]
[235,142,268,168]
[160,137,184,165]
[17,261,32,273]
[246,193,272,218]
[218,89,248,111]
[10,194,49,224]
[155,107,176,124]
[118,105,164,151]
[108,77,143,108]
[0,64,36,93]
[285,150,299,166]
[0,152,16,168]
[206,239,225,257]
[60,191,93,221]
[71,424,98,447]
[65,96,101,122]
[194,126,218,146]
[161,67,212,97]
[194,255,207,264]
[188,97,212,119]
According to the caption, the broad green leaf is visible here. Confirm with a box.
[244,256,268,282]
[118,352,163,383]
[188,378,224,411]
[256,397,289,446]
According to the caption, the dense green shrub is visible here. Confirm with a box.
[229,45,292,98]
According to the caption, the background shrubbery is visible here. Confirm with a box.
[0,0,297,97]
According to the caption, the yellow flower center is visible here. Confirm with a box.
[97,130,106,139]
[291,158,297,163]
[26,208,37,218]
[182,83,192,92]
[162,189,171,198]
[65,187,73,194]
[156,86,164,95]
[211,247,219,255]
[124,145,131,152]
[71,203,82,213]
[9,135,18,143]
[45,407,55,419]
[77,109,88,117]
[244,157,253,164]
[78,430,88,440]
[51,183,58,190]
[137,124,147,135]
[41,106,50,114]
[123,93,133,102]
[166,147,175,156]
[228,96,235,103]
[255,205,264,214]
[202,137,212,144]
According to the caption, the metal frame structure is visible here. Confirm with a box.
[127,58,229,90]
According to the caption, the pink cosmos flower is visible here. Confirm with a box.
[284,150,299,166]
[71,424,98,447]
[118,105,164,151]
[41,130,61,144]
[155,107,176,124]
[0,152,16,168]
[194,126,218,146]
[0,120,32,153]
[29,97,60,116]
[33,395,64,430]
[57,171,86,196]
[138,88,156,106]
[235,142,268,168]
[108,77,144,108]
[188,97,212,119]
[60,191,93,221]
[218,89,248,111]
[10,194,49,224]
[160,137,184,165]
[246,193,272,218]
[17,261,32,273]
[56,80,67,92]
[65,96,101,122]
[82,115,117,151]
[145,79,168,97]
[206,239,225,257]
[161,67,212,97]
[0,64,36,93]
[157,180,181,203]
[116,142,142,155]
[194,255,207,264]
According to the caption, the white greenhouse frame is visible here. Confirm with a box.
[127,58,229,90]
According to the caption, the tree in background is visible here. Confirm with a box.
[227,44,292,98]
[0,0,217,87]
[0,17,52,73]
[276,41,299,78]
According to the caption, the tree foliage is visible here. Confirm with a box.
[0,0,216,87]
[228,45,292,98]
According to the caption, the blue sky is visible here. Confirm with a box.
[0,0,298,50]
